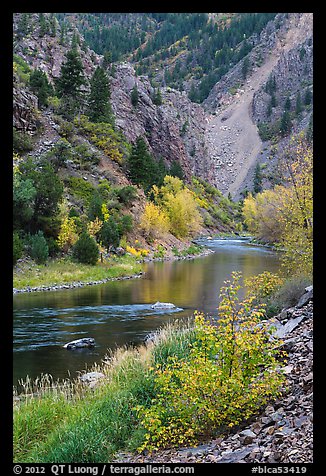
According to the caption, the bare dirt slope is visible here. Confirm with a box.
[205,13,313,199]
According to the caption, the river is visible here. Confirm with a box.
[13,238,280,388]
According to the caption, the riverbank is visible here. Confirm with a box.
[13,281,313,463]
[13,243,214,294]
[113,288,313,464]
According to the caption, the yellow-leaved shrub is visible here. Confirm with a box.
[135,272,286,451]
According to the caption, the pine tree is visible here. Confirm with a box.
[102,51,112,69]
[169,160,184,180]
[242,56,250,79]
[295,92,303,116]
[29,69,54,107]
[55,49,86,117]
[49,14,57,37]
[304,88,312,106]
[17,13,30,37]
[87,66,113,123]
[131,84,139,107]
[153,88,163,106]
[284,96,291,111]
[56,49,86,99]
[280,110,292,137]
[128,137,162,192]
[253,163,263,194]
[39,13,48,38]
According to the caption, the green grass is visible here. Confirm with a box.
[13,321,194,462]
[13,255,142,290]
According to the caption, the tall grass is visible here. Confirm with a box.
[14,290,286,462]
[13,320,198,462]
[13,255,142,290]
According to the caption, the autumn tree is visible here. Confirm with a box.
[140,202,170,240]
[243,134,312,277]
[152,176,202,239]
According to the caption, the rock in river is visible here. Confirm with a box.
[63,337,95,350]
[151,301,176,310]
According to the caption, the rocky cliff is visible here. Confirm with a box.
[13,12,313,199]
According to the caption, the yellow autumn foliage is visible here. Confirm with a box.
[242,135,312,277]
[140,202,170,240]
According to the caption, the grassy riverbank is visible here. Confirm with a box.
[14,273,286,463]
[13,254,143,290]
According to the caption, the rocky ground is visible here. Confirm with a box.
[113,287,313,464]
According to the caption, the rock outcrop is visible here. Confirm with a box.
[110,63,209,179]
[13,78,39,132]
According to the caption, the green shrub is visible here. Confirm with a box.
[13,128,34,153]
[99,218,120,251]
[13,232,23,265]
[28,231,49,264]
[58,120,74,139]
[114,185,137,205]
[67,177,96,204]
[118,214,133,235]
[72,232,99,265]
[267,275,312,314]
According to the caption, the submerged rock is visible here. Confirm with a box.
[151,301,176,310]
[63,337,95,350]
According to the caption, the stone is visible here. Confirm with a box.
[297,289,313,308]
[63,337,95,350]
[274,315,304,338]
[151,301,176,310]
[79,371,105,388]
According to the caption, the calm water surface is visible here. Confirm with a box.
[13,238,280,387]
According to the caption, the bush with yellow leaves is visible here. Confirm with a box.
[135,272,286,451]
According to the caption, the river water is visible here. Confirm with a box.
[13,238,280,387]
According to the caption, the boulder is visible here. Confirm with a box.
[151,301,176,310]
[79,371,105,388]
[297,288,313,308]
[63,337,95,350]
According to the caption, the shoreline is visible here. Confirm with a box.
[13,247,215,295]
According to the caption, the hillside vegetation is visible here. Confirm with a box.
[13,14,242,280]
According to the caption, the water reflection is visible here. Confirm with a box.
[13,239,280,386]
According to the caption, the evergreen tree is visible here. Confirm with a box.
[102,51,112,69]
[49,14,57,37]
[39,13,48,37]
[153,88,163,106]
[55,49,86,117]
[99,217,120,251]
[169,160,184,180]
[87,66,113,123]
[71,31,80,50]
[131,84,139,107]
[270,93,277,108]
[295,92,303,116]
[29,69,54,107]
[28,231,49,264]
[280,110,292,137]
[304,88,312,106]
[253,163,263,194]
[242,56,250,79]
[284,96,291,111]
[17,13,30,37]
[72,232,99,265]
[306,114,313,143]
[127,136,161,192]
